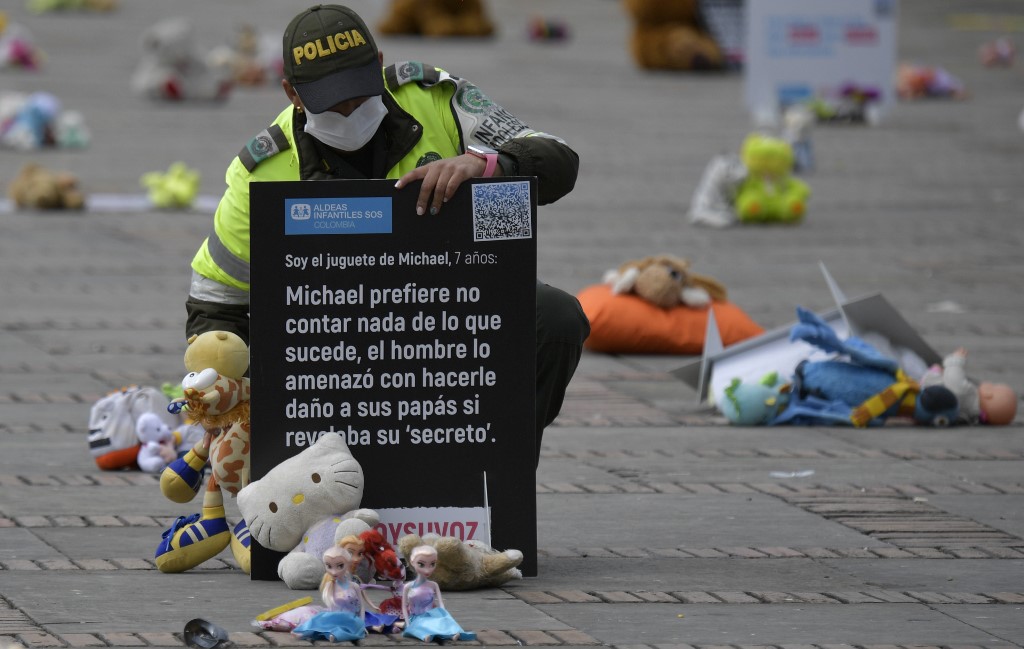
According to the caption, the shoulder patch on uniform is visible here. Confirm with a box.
[238,124,290,172]
[385,61,443,91]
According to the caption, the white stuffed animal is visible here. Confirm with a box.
[135,412,176,473]
[237,433,374,589]
[135,413,205,473]
[131,17,233,102]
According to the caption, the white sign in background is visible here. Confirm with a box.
[744,0,899,123]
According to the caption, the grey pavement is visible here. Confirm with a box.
[2,0,1024,648]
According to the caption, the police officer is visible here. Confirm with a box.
[186,4,589,464]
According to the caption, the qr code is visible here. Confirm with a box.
[471,181,532,242]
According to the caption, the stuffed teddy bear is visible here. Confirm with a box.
[140,161,200,209]
[135,412,205,473]
[8,163,86,211]
[130,17,233,102]
[921,348,1018,425]
[156,330,251,573]
[397,533,523,591]
[236,433,373,590]
[734,133,811,224]
[603,254,728,308]
[621,0,724,71]
[376,0,495,37]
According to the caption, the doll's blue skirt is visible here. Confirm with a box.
[403,608,476,641]
[292,610,366,642]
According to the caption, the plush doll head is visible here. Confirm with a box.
[978,382,1018,425]
[183,330,248,378]
[359,529,405,581]
[741,133,794,181]
[398,533,523,591]
[136,411,173,445]
[605,254,728,308]
[237,433,364,552]
[717,375,789,425]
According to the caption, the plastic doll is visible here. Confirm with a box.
[402,545,476,643]
[338,534,403,634]
[921,348,1018,425]
[291,545,367,643]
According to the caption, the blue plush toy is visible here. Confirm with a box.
[774,307,959,427]
[718,307,959,427]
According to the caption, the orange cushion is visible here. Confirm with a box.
[577,284,764,354]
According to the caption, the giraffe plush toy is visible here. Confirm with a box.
[156,330,252,573]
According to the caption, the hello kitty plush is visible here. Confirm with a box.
[237,433,374,590]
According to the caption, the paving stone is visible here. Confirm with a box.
[98,632,145,646]
[711,591,761,603]
[515,591,563,604]
[594,591,644,603]
[669,592,722,604]
[507,629,560,645]
[474,630,518,646]
[786,593,841,604]
[822,591,883,603]
[755,547,806,557]
[719,547,769,558]
[549,590,601,603]
[1,561,40,571]
[904,591,958,604]
[985,592,1024,603]
[228,631,272,646]
[35,559,78,570]
[110,558,154,570]
[260,631,311,646]
[629,591,678,603]
[60,634,106,647]
[548,629,602,645]
[749,591,803,603]
[136,632,184,646]
[18,633,63,647]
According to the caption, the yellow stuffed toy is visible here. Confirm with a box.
[156,331,252,573]
[621,0,724,71]
[376,0,494,37]
[734,133,811,224]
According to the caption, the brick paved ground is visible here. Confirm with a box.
[1,0,1023,647]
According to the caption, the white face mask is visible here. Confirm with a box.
[303,96,387,151]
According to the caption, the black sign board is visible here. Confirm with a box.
[249,177,538,579]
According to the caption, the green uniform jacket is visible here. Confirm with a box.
[186,62,579,343]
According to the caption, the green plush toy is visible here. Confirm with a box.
[140,161,199,209]
[734,133,810,224]
[716,373,789,425]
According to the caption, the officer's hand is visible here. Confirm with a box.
[394,153,492,216]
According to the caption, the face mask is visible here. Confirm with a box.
[303,96,387,151]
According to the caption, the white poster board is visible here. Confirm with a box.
[744,0,899,123]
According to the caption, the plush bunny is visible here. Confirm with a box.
[397,533,523,591]
[603,254,727,308]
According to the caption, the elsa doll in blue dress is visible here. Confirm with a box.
[402,545,476,643]
[291,544,367,643]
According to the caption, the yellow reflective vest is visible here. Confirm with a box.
[191,64,463,292]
